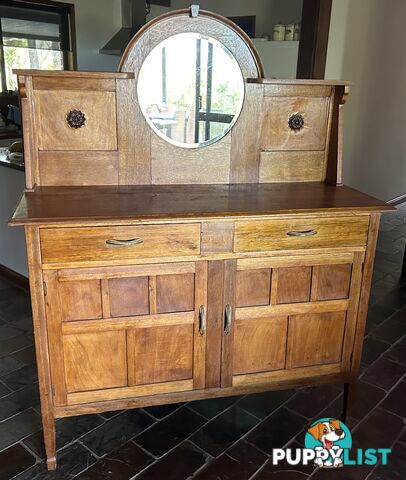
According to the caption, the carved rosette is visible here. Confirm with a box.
[66,109,86,129]
[288,113,304,131]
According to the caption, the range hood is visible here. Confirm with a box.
[100,0,147,56]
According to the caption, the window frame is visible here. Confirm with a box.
[0,0,76,93]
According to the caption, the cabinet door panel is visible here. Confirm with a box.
[311,264,352,301]
[129,324,194,385]
[156,273,195,313]
[60,280,102,321]
[108,277,149,317]
[63,331,127,392]
[235,269,271,307]
[287,311,346,369]
[233,317,287,375]
[274,266,311,304]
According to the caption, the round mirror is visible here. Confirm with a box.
[137,32,245,148]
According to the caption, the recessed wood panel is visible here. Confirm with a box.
[312,264,352,301]
[156,273,195,313]
[260,96,329,151]
[287,311,346,368]
[275,267,311,304]
[259,151,325,183]
[236,269,271,307]
[108,277,149,317]
[234,216,370,252]
[131,324,194,385]
[35,90,117,151]
[59,280,102,321]
[233,317,287,375]
[63,331,127,392]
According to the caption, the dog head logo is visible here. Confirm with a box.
[305,418,352,468]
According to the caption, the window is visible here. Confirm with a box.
[0,0,76,92]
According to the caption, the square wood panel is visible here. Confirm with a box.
[233,317,287,375]
[311,264,352,301]
[236,269,271,307]
[156,273,195,313]
[274,267,311,304]
[130,324,194,385]
[63,331,127,392]
[287,311,346,369]
[59,280,102,321]
[108,277,149,317]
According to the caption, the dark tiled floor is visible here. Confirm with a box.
[0,206,404,479]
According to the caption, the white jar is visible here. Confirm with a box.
[273,24,285,41]
[285,23,295,41]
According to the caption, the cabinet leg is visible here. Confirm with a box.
[342,381,357,423]
[43,414,57,471]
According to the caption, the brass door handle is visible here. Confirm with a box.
[224,303,232,335]
[199,305,206,336]
[287,229,317,237]
[106,238,143,246]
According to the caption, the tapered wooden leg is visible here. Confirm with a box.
[342,381,357,423]
[43,412,57,470]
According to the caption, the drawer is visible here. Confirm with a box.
[40,224,201,264]
[260,96,330,151]
[234,216,370,252]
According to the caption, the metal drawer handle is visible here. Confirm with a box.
[224,304,232,335]
[199,305,206,336]
[287,229,318,237]
[106,238,143,246]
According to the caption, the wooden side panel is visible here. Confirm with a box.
[156,273,195,313]
[131,324,194,385]
[59,280,102,321]
[287,311,346,369]
[63,331,127,392]
[260,96,330,151]
[235,269,271,307]
[38,151,119,186]
[274,267,311,304]
[233,317,287,375]
[34,91,117,151]
[311,264,352,301]
[259,151,325,183]
[108,277,149,317]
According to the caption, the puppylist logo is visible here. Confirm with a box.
[272,418,392,468]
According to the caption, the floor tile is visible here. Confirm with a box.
[361,336,390,364]
[380,380,406,417]
[135,406,206,457]
[237,390,295,420]
[0,382,10,399]
[0,443,36,480]
[0,408,42,450]
[136,441,208,480]
[12,346,37,366]
[0,383,40,421]
[0,287,32,323]
[284,385,341,419]
[143,402,184,419]
[24,413,104,458]
[189,396,241,419]
[370,314,406,344]
[75,440,154,480]
[368,441,406,479]
[361,357,405,390]
[353,407,404,448]
[246,407,308,454]
[1,364,38,391]
[384,341,406,366]
[0,355,23,376]
[81,409,154,457]
[0,324,22,341]
[190,406,259,457]
[0,334,33,358]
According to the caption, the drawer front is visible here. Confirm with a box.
[40,224,201,264]
[260,96,330,151]
[34,90,117,151]
[234,216,370,252]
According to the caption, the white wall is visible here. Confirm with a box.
[0,168,28,276]
[325,0,406,202]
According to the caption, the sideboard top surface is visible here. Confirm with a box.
[10,183,394,227]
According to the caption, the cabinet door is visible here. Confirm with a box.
[44,262,207,406]
[221,252,363,388]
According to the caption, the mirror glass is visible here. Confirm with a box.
[138,33,245,148]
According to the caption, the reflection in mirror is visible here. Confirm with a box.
[138,33,245,148]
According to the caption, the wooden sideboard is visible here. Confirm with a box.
[10,7,394,470]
